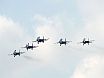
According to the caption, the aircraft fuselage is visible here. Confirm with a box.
[59,41,67,46]
[13,52,20,57]
[83,41,91,45]
[37,39,45,44]
[26,46,34,50]
[37,39,44,42]
[27,46,34,49]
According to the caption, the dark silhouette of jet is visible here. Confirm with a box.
[56,38,72,46]
[33,36,49,44]
[9,50,25,57]
[80,38,95,45]
[22,43,38,51]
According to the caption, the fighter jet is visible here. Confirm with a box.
[56,38,72,46]
[22,43,38,51]
[80,38,95,45]
[33,36,49,44]
[9,50,25,57]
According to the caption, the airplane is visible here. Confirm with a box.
[33,36,49,44]
[22,43,38,51]
[9,50,25,57]
[56,38,72,46]
[79,38,95,45]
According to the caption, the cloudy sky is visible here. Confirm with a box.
[0,0,104,78]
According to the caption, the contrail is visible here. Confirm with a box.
[23,55,42,62]
[70,44,104,54]
[93,45,104,52]
[69,45,93,53]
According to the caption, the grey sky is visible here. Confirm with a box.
[0,0,104,78]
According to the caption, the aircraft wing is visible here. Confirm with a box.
[32,41,37,42]
[80,42,83,43]
[54,42,59,44]
[21,47,26,48]
[89,40,95,43]
[8,54,13,56]
[44,38,49,41]
[77,42,83,44]
[33,46,38,48]
[20,52,25,54]
[90,40,95,42]
[66,41,72,43]
[83,38,86,42]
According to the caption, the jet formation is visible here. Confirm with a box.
[9,36,94,57]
